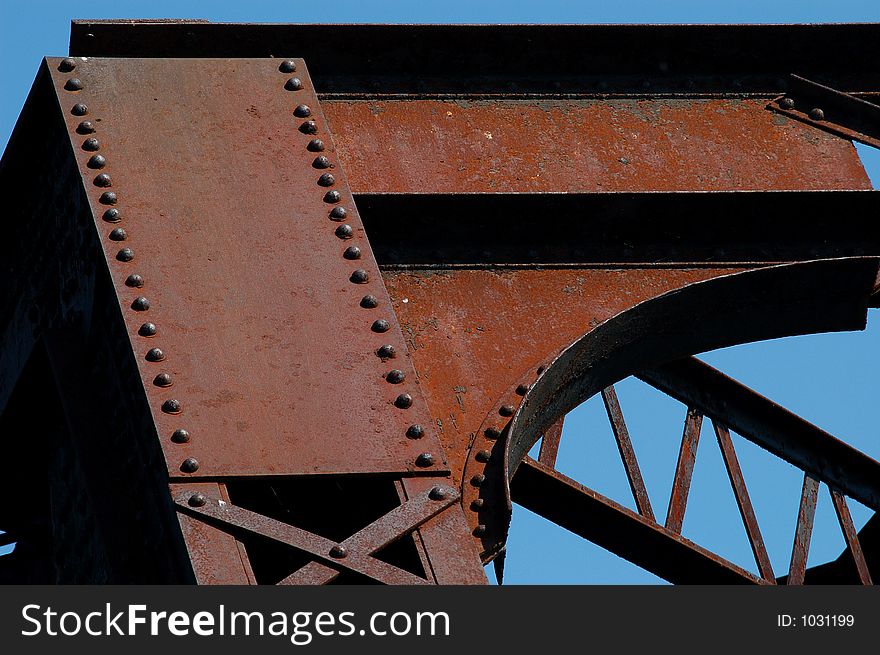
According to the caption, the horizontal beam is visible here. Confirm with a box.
[356,191,880,267]
[638,357,880,511]
[69,22,880,95]
[511,458,764,585]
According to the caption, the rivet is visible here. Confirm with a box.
[415,453,435,467]
[809,107,825,121]
[537,366,545,375]
[188,492,207,507]
[471,498,485,511]
[109,227,127,241]
[131,296,150,311]
[485,427,501,440]
[64,78,83,91]
[372,319,390,333]
[323,190,342,203]
[307,138,325,152]
[82,137,100,151]
[162,399,182,415]
[377,345,396,359]
[473,524,487,537]
[429,486,451,500]
[138,322,157,337]
[329,544,348,559]
[406,424,424,438]
[318,172,336,187]
[153,372,173,387]
[335,224,354,239]
[88,154,107,169]
[58,58,77,72]
[279,60,297,73]
[99,191,117,205]
[516,384,529,395]
[94,173,112,187]
[76,120,95,134]
[102,208,121,222]
[285,77,303,91]
[71,103,88,116]
[145,347,165,362]
[329,207,347,221]
[180,457,199,473]
[350,269,369,284]
[299,120,318,134]
[386,369,405,383]
[116,247,134,261]
[471,474,486,487]
[499,404,515,417]
[171,428,191,444]
[344,246,362,260]
[395,393,413,409]
[125,273,144,287]
[294,104,312,118]
[779,96,795,109]
[313,155,331,169]
[476,449,492,463]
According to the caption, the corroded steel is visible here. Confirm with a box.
[2,21,879,585]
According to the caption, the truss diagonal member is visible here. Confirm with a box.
[174,485,459,585]
[665,409,702,533]
[638,356,880,512]
[601,386,655,521]
[511,457,765,585]
[829,489,873,585]
[713,421,775,582]
[788,474,820,585]
[278,483,460,585]
[537,416,565,468]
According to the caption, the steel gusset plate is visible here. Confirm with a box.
[48,57,446,478]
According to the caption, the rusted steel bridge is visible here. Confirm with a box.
[1,21,878,584]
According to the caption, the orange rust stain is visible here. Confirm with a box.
[325,99,871,193]
[384,267,745,482]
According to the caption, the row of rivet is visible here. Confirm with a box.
[464,366,544,538]
[777,96,825,122]
[279,60,433,469]
[59,58,197,474]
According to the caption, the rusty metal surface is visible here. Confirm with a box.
[639,356,880,511]
[325,99,870,193]
[788,474,820,585]
[512,458,766,585]
[712,422,775,582]
[601,386,655,521]
[48,57,447,479]
[770,74,880,149]
[384,268,738,487]
[830,489,873,585]
[665,410,703,533]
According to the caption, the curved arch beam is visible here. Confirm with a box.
[503,258,880,519]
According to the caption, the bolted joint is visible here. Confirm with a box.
[386,369,405,384]
[131,296,150,311]
[145,347,165,362]
[188,492,207,507]
[138,322,157,337]
[162,399,182,415]
[171,428,191,444]
[180,457,199,473]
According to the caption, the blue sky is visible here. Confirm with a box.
[2,1,879,583]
